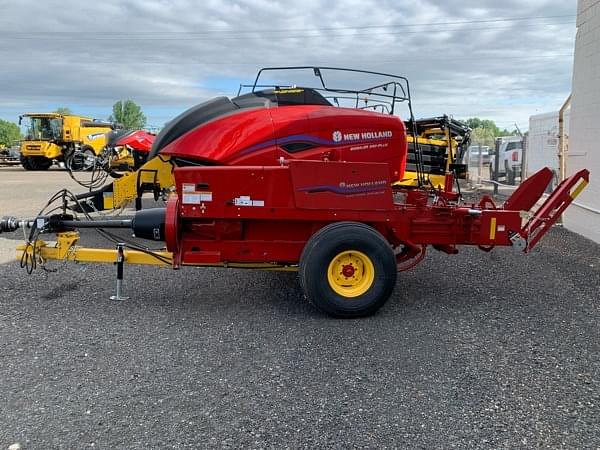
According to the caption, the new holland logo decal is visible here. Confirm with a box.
[331,130,392,142]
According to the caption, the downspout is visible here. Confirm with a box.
[558,94,571,182]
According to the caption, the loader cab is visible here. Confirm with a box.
[20,114,63,141]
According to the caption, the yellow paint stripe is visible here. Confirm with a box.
[489,217,497,240]
[570,180,588,200]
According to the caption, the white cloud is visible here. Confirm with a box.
[0,0,577,129]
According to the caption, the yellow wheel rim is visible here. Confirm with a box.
[327,250,375,298]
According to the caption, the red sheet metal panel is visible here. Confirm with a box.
[289,160,393,210]
[165,163,573,266]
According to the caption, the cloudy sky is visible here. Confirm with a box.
[0,0,576,131]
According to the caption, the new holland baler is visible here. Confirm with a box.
[0,67,589,317]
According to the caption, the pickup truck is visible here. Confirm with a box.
[490,136,523,184]
[467,145,491,167]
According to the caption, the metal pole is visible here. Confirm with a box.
[493,138,500,195]
[110,243,129,301]
[478,143,482,187]
[559,94,572,182]
[558,94,572,224]
[520,135,527,185]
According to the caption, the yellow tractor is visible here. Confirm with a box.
[19,113,118,170]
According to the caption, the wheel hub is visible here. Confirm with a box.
[341,264,355,277]
[327,250,375,298]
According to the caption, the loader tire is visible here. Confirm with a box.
[299,221,397,318]
[68,147,96,171]
[81,148,97,171]
[20,155,33,170]
[505,160,515,185]
[25,156,52,171]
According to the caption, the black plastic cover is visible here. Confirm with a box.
[131,208,166,241]
[234,88,332,107]
[148,97,238,159]
[106,129,135,148]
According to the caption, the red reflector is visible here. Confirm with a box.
[512,151,518,162]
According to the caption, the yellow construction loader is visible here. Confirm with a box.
[19,113,118,170]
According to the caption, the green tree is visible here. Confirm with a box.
[465,118,519,138]
[465,117,520,148]
[465,118,501,137]
[471,127,496,148]
[500,128,519,136]
[0,119,21,147]
[54,107,72,115]
[109,100,146,129]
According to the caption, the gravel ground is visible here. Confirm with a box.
[1,221,599,449]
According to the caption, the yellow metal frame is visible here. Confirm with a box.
[394,131,458,189]
[109,147,135,170]
[104,156,176,210]
[15,231,297,271]
[16,232,171,266]
[21,140,63,159]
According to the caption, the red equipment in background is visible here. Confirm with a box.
[113,129,155,153]
[109,129,155,170]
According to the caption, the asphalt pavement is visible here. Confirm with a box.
[0,167,599,448]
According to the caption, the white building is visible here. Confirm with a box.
[564,0,600,243]
[527,109,570,185]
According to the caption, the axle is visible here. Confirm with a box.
[0,216,132,232]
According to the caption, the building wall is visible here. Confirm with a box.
[527,109,570,182]
[564,0,600,243]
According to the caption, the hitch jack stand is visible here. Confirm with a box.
[110,243,129,301]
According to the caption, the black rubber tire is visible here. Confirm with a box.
[68,147,96,171]
[81,148,97,171]
[27,156,52,171]
[505,160,515,185]
[20,155,33,170]
[299,221,397,318]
